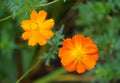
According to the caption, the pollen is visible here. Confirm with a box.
[30,21,39,30]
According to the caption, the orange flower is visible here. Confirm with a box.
[58,34,99,73]
[21,10,54,46]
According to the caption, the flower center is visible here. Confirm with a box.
[76,51,86,60]
[30,21,39,30]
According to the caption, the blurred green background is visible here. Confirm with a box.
[0,0,120,83]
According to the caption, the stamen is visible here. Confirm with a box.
[30,21,39,30]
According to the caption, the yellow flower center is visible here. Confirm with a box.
[76,50,86,60]
[30,21,39,30]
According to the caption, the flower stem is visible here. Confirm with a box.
[34,68,66,83]
[0,0,59,22]
[16,60,41,83]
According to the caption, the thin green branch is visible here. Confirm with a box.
[0,10,24,22]
[0,0,59,22]
[35,0,59,7]
[34,68,66,83]
[16,60,41,83]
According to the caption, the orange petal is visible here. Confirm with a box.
[61,56,76,71]
[28,31,38,46]
[39,29,54,39]
[30,11,38,20]
[62,38,75,49]
[37,33,47,46]
[83,44,98,55]
[82,57,96,70]
[72,34,85,50]
[37,10,47,23]
[21,20,31,31]
[94,54,99,61]
[86,54,99,61]
[84,37,94,47]
[22,31,32,40]
[65,60,77,72]
[76,61,86,73]
[58,47,75,58]
[41,19,54,29]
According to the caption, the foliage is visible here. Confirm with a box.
[40,25,64,66]
[75,0,120,83]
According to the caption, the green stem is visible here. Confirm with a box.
[35,0,59,7]
[0,10,24,22]
[0,0,59,22]
[16,60,41,83]
[34,67,66,83]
